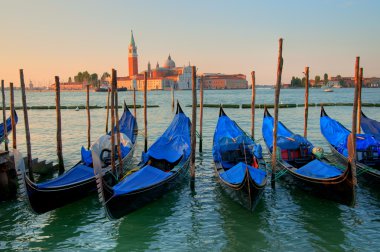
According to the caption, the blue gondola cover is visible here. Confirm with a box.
[295,159,343,179]
[0,110,18,141]
[142,112,191,164]
[37,164,94,189]
[220,162,266,185]
[320,114,380,157]
[361,114,380,141]
[113,165,173,196]
[262,113,313,152]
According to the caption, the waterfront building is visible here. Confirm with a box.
[201,73,248,89]
[50,82,85,90]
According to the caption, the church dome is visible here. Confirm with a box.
[163,54,176,69]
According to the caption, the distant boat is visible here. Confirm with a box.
[324,88,333,92]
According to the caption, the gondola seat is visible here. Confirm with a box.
[295,159,343,179]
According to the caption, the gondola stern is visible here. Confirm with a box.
[219,105,226,117]
[320,105,327,117]
[263,106,271,118]
[176,101,184,114]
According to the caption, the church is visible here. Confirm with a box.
[111,31,198,91]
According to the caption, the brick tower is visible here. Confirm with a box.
[128,30,138,76]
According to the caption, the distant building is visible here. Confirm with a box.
[107,31,199,91]
[50,82,85,90]
[201,73,248,89]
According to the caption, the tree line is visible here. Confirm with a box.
[289,73,329,87]
[67,71,110,88]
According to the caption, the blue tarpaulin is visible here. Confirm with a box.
[113,165,173,196]
[295,159,343,179]
[361,114,380,141]
[142,112,191,163]
[37,164,94,189]
[262,113,313,152]
[0,110,17,141]
[220,162,266,185]
[320,114,380,157]
[213,115,262,164]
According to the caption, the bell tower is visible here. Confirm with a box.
[128,30,138,76]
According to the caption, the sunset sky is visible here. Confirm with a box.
[1,0,379,86]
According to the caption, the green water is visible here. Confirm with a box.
[0,88,379,251]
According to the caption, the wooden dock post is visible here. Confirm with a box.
[86,84,91,149]
[199,76,204,152]
[357,67,363,134]
[20,70,34,182]
[110,70,116,174]
[55,76,64,175]
[171,85,175,111]
[350,57,360,186]
[9,83,16,150]
[271,38,284,186]
[113,69,123,177]
[133,87,137,118]
[304,66,309,138]
[251,71,256,139]
[105,88,110,133]
[144,72,148,153]
[190,66,197,188]
[1,80,8,151]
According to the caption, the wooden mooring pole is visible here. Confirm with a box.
[251,71,256,139]
[86,84,91,149]
[113,69,123,177]
[1,80,8,151]
[110,70,116,174]
[190,66,197,188]
[199,76,204,152]
[55,76,64,175]
[144,72,148,153]
[171,84,175,111]
[9,83,16,150]
[133,87,137,118]
[20,70,34,182]
[304,66,309,138]
[105,88,110,133]
[357,67,363,134]
[350,57,360,186]
[271,38,284,186]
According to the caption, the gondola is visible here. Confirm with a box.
[94,102,191,219]
[17,104,138,214]
[0,109,18,143]
[263,107,355,205]
[320,106,380,184]
[212,107,267,210]
[360,111,380,141]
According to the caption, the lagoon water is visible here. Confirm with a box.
[0,88,379,251]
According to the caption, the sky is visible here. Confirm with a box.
[0,0,379,86]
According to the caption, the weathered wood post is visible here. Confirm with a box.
[199,76,204,152]
[304,66,309,138]
[271,38,284,186]
[190,66,197,188]
[251,71,256,139]
[171,84,175,111]
[105,88,111,133]
[113,69,123,176]
[55,76,64,175]
[86,84,91,149]
[133,87,137,118]
[9,83,16,150]
[350,57,360,186]
[110,70,116,174]
[143,72,148,153]
[20,70,34,182]
[1,80,8,151]
[357,67,363,134]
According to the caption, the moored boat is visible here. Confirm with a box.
[320,107,380,185]
[0,109,18,143]
[212,107,267,210]
[263,107,355,205]
[17,105,138,214]
[95,102,191,219]
[360,111,380,141]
